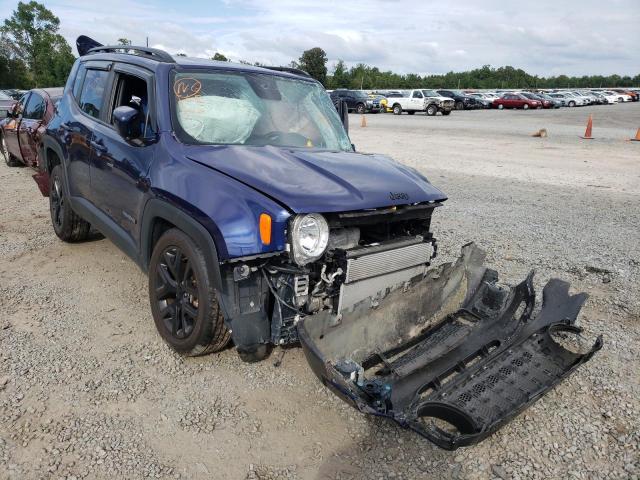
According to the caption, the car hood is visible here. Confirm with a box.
[430,96,454,102]
[187,146,447,213]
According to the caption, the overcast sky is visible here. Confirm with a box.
[2,0,638,76]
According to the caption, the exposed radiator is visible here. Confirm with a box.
[345,237,433,283]
[337,237,434,314]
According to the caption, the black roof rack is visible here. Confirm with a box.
[87,45,175,63]
[262,66,310,77]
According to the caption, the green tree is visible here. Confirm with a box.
[117,38,132,46]
[0,38,30,88]
[0,1,75,87]
[298,47,327,86]
[212,52,228,61]
[329,60,350,89]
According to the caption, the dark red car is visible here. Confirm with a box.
[492,93,541,110]
[1,88,63,179]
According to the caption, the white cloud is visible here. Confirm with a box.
[3,0,637,76]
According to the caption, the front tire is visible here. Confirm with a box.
[568,101,576,107]
[455,101,464,110]
[426,104,438,116]
[355,103,365,114]
[49,165,91,242]
[498,104,504,110]
[523,104,529,110]
[392,104,402,115]
[149,228,231,356]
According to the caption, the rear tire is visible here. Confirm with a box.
[149,228,231,356]
[1,133,21,167]
[49,165,91,242]
[426,104,438,116]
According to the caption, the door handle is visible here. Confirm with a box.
[90,139,108,153]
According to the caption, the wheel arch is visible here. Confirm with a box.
[41,135,64,173]
[140,197,235,318]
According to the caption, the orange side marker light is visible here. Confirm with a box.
[259,213,272,245]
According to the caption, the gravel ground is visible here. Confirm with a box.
[1,103,639,479]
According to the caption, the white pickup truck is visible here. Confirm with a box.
[387,89,455,116]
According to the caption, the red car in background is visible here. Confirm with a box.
[1,88,63,170]
[492,93,541,110]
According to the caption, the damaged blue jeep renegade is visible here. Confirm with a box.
[39,36,600,450]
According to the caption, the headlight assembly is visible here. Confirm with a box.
[290,213,329,265]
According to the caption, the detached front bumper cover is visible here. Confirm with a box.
[298,243,602,450]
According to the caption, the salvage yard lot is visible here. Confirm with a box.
[1,104,639,479]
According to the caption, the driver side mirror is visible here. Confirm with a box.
[112,105,141,140]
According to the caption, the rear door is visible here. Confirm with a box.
[66,62,112,199]
[4,93,29,159]
[18,91,46,168]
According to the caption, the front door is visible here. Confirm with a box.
[90,66,156,245]
[411,91,424,110]
[18,91,46,168]
[4,93,29,160]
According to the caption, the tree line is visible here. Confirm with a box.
[1,2,637,91]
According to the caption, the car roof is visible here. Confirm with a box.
[81,51,313,82]
[29,87,64,100]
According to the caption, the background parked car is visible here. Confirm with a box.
[610,89,637,101]
[557,92,585,107]
[0,91,15,119]
[436,89,483,110]
[534,92,562,108]
[492,93,541,110]
[519,92,554,108]
[329,89,381,113]
[1,89,27,100]
[465,92,493,108]
[0,88,63,172]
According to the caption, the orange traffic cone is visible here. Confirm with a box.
[360,115,367,127]
[630,128,640,142]
[580,115,593,139]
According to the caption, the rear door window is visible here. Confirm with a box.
[79,69,110,119]
[23,93,45,120]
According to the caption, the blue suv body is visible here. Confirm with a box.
[39,38,600,450]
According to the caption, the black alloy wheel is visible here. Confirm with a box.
[149,228,231,356]
[154,245,200,340]
[50,175,65,230]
